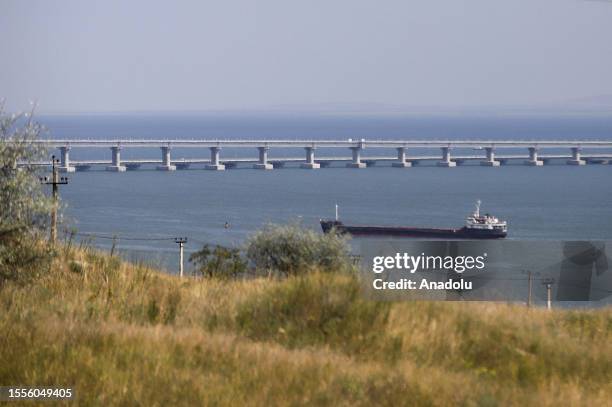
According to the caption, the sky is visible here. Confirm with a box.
[1,0,612,113]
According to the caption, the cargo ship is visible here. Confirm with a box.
[320,201,507,239]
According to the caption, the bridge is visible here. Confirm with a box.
[26,139,612,172]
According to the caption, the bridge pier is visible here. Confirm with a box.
[480,147,500,166]
[347,147,366,168]
[58,146,76,172]
[157,146,176,171]
[254,146,273,170]
[300,146,320,169]
[205,147,225,170]
[392,147,412,168]
[437,147,456,167]
[525,147,543,166]
[567,147,586,165]
[106,146,126,172]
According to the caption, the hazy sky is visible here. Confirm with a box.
[1,0,611,113]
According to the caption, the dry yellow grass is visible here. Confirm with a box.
[0,245,610,406]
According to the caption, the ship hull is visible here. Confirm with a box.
[320,220,506,239]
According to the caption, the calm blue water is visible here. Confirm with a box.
[40,113,612,272]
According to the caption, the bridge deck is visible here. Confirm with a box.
[13,139,612,169]
[21,154,612,167]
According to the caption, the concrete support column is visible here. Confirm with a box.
[347,147,366,168]
[58,146,76,172]
[157,146,176,171]
[392,147,412,168]
[106,146,126,172]
[437,147,456,167]
[525,147,543,166]
[206,147,225,170]
[480,147,500,167]
[300,146,320,169]
[254,146,273,170]
[567,147,586,165]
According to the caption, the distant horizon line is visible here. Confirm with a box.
[32,104,612,117]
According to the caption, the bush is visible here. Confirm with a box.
[0,106,54,284]
[0,107,51,234]
[189,244,247,279]
[0,230,54,285]
[246,223,352,277]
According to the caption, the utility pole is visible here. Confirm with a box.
[175,237,187,277]
[527,271,533,308]
[40,155,68,244]
[542,278,555,310]
[522,270,537,308]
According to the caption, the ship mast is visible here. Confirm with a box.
[475,200,481,217]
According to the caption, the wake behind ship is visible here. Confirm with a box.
[321,201,507,239]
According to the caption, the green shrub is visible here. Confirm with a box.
[246,223,352,277]
[0,230,54,285]
[0,107,53,284]
[0,108,51,236]
[189,244,247,279]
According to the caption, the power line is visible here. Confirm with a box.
[70,231,178,241]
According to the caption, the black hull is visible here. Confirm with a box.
[320,220,506,239]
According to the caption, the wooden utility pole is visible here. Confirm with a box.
[175,237,187,277]
[522,270,537,308]
[40,155,68,244]
[527,271,533,308]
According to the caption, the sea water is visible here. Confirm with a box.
[39,112,612,272]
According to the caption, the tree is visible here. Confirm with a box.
[0,104,51,234]
[245,223,352,277]
[0,103,54,284]
[189,244,247,279]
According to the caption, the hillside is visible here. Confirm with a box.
[1,246,610,406]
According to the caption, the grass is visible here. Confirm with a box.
[0,245,610,406]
